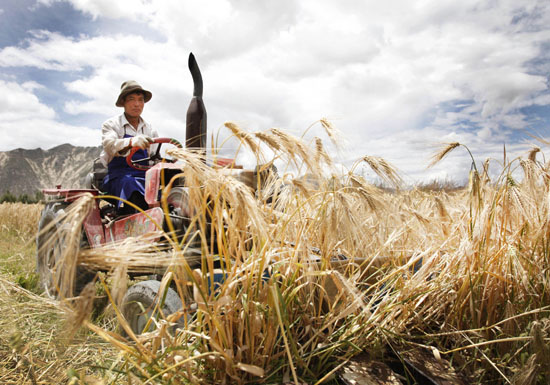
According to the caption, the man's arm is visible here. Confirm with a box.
[102,120,133,157]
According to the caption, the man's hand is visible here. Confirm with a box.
[131,135,154,149]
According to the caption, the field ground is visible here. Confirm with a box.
[0,203,117,384]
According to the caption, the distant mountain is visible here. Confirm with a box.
[0,144,101,196]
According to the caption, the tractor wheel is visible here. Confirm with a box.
[36,201,95,298]
[121,280,183,336]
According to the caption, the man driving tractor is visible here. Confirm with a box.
[100,80,159,215]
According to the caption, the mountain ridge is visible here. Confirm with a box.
[0,144,102,196]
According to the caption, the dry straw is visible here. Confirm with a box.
[16,127,550,383]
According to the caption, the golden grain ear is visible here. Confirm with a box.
[428,142,460,168]
[224,121,259,154]
[361,155,402,189]
[528,146,541,162]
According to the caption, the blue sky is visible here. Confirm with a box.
[1,0,550,183]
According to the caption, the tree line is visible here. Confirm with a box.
[0,190,44,204]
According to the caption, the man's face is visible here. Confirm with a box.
[123,92,145,119]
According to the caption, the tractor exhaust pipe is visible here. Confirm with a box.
[186,52,207,160]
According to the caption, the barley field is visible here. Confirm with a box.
[1,122,550,384]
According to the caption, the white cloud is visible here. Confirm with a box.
[0,80,98,151]
[37,0,155,20]
[0,31,160,71]
[0,80,54,120]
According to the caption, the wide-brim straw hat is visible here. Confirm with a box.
[115,80,152,107]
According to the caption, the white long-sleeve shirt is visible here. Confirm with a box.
[100,113,159,167]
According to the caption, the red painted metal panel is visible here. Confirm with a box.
[145,163,184,205]
[83,202,105,248]
[109,207,165,242]
[145,165,161,205]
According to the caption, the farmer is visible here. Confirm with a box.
[100,80,158,215]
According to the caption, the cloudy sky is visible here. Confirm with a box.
[1,0,550,183]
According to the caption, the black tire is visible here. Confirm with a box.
[121,280,183,335]
[36,201,95,298]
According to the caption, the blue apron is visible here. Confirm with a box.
[102,133,149,208]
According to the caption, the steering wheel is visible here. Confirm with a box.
[126,137,183,171]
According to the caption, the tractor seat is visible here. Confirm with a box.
[84,158,108,192]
